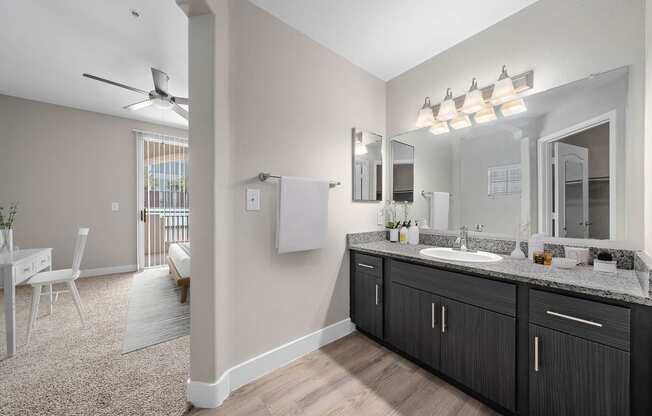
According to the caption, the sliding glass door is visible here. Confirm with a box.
[136,131,189,269]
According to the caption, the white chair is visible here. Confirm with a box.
[26,228,89,345]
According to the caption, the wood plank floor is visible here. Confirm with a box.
[190,332,498,416]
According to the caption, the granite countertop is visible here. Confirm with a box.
[349,240,651,306]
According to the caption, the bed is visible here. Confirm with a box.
[168,242,191,303]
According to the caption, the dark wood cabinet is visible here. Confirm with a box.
[529,324,629,416]
[440,297,516,412]
[351,263,383,339]
[388,282,440,370]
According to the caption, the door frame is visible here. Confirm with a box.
[554,143,590,238]
[537,111,617,239]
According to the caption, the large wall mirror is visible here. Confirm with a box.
[388,66,629,241]
[352,128,383,202]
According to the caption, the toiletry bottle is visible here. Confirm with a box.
[408,220,419,245]
[399,221,408,245]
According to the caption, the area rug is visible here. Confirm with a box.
[0,272,190,416]
[122,268,190,353]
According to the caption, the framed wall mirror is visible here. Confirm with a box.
[386,66,629,241]
[352,128,383,202]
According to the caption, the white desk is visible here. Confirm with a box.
[1,248,52,357]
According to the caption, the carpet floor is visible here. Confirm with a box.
[0,269,190,416]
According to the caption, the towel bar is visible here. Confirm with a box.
[258,172,340,188]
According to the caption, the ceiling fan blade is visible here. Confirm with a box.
[173,97,189,106]
[151,68,170,95]
[123,99,154,111]
[171,103,189,120]
[82,73,150,95]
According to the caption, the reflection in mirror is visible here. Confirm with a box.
[388,66,628,240]
[391,141,414,202]
[352,128,383,202]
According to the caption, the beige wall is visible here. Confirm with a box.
[387,0,645,246]
[0,94,187,271]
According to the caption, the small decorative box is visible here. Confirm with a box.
[594,259,617,274]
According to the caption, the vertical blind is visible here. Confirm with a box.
[135,130,189,268]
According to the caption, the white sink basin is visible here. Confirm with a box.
[419,247,503,263]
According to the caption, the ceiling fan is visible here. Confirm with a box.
[82,68,188,120]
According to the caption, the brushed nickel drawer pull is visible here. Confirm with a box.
[441,305,446,333]
[546,310,603,328]
[358,263,375,269]
[375,284,379,306]
[431,303,435,329]
[534,336,540,372]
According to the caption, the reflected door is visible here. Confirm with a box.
[554,143,589,238]
[136,132,189,269]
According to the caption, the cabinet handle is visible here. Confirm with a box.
[441,305,446,333]
[546,310,603,328]
[431,303,435,329]
[534,336,540,372]
[375,284,379,306]
[358,263,375,269]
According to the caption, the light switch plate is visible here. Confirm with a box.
[246,188,261,211]
[111,202,120,212]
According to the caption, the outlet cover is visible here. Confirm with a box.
[111,202,120,212]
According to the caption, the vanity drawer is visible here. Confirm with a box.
[35,252,51,271]
[353,252,382,277]
[529,289,630,351]
[14,260,35,283]
[390,260,516,316]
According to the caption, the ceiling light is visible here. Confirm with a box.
[450,114,471,130]
[437,88,458,121]
[415,97,435,128]
[490,65,517,106]
[354,141,368,155]
[153,97,174,110]
[474,105,497,124]
[429,121,450,135]
[461,78,485,114]
[500,98,527,117]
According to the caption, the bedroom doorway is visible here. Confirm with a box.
[136,130,189,269]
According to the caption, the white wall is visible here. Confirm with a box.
[0,94,187,271]
[387,0,645,246]
[645,0,652,255]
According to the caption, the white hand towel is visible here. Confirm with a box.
[430,192,450,230]
[276,176,330,254]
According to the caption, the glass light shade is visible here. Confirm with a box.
[490,66,517,106]
[500,98,527,117]
[461,78,485,114]
[474,105,497,124]
[429,121,450,135]
[415,97,435,128]
[450,114,471,130]
[354,141,368,155]
[437,89,458,121]
[153,97,174,110]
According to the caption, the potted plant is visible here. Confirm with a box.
[0,202,18,253]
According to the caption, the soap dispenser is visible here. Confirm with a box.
[408,220,419,245]
[399,221,409,245]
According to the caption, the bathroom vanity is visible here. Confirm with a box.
[349,238,652,416]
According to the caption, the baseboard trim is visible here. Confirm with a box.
[186,318,356,408]
[80,265,138,278]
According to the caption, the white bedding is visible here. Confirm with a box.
[168,243,191,277]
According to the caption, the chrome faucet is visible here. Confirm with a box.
[455,226,469,252]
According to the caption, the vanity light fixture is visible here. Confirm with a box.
[474,105,497,124]
[490,65,517,106]
[415,97,435,128]
[500,97,527,117]
[354,132,368,155]
[437,88,458,121]
[429,120,450,135]
[461,78,485,114]
[450,114,472,130]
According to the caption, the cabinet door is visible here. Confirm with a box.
[388,283,440,370]
[441,298,516,412]
[353,271,383,339]
[529,324,629,416]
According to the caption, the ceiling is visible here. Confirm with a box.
[249,0,539,81]
[0,0,188,129]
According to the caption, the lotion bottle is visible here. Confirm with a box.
[408,220,419,245]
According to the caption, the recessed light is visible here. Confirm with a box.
[130,9,141,19]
